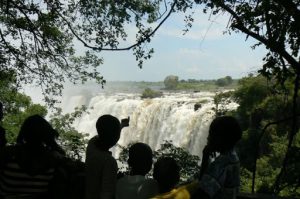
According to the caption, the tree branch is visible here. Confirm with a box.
[217,2,300,70]
[156,0,168,20]
[251,112,300,193]
[273,73,300,193]
[57,0,177,52]
[273,0,300,25]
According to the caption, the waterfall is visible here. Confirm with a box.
[61,88,237,158]
[64,89,224,156]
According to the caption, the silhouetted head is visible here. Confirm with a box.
[17,115,56,147]
[96,114,121,149]
[128,142,153,176]
[207,116,242,153]
[153,157,180,194]
[0,102,3,121]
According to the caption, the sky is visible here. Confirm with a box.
[96,7,266,82]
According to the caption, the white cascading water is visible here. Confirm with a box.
[61,87,237,158]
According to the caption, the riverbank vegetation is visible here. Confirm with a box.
[137,76,239,98]
[176,78,238,91]
[163,75,238,91]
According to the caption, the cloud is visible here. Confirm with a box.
[178,48,207,57]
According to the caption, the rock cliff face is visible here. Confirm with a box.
[194,103,202,111]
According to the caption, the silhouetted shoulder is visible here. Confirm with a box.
[138,178,159,198]
[199,149,240,199]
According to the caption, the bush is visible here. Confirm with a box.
[164,75,179,89]
[215,76,233,87]
[118,141,200,182]
[141,88,163,98]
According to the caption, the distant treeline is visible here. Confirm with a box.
[180,76,235,86]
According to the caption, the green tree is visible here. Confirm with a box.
[154,141,200,182]
[230,75,300,196]
[190,2,300,192]
[215,76,233,87]
[213,91,234,116]
[225,76,233,85]
[164,75,179,90]
[0,70,87,160]
[215,78,227,87]
[2,98,47,143]
[193,0,300,80]
[233,75,270,129]
[0,71,48,143]
[49,106,88,160]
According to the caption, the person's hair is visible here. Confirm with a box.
[96,114,121,149]
[208,116,242,152]
[128,142,153,176]
[153,157,180,193]
[17,115,57,147]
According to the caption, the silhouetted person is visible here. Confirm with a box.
[153,157,180,195]
[16,117,65,159]
[0,102,7,148]
[152,156,201,199]
[85,114,129,199]
[0,115,62,199]
[193,116,242,199]
[116,142,158,199]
